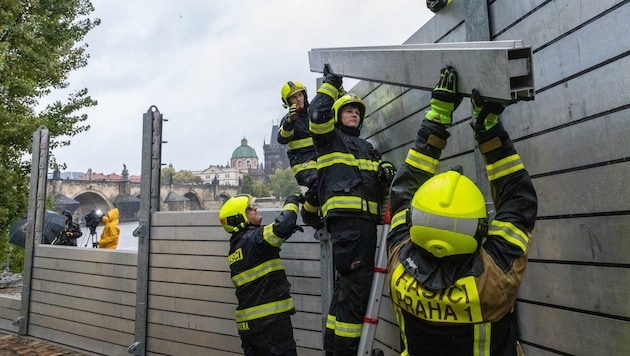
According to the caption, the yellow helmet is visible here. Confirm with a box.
[332,93,366,127]
[219,194,256,233]
[409,169,487,258]
[281,81,307,108]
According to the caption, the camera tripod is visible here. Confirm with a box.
[82,227,99,248]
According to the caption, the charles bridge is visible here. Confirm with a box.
[47,177,239,222]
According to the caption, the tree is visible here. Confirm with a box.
[269,167,301,200]
[161,166,203,184]
[0,0,100,271]
[241,175,255,196]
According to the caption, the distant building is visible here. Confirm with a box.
[263,124,289,181]
[193,136,264,187]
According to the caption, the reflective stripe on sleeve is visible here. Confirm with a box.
[287,136,313,150]
[235,297,294,322]
[488,220,528,253]
[486,154,524,181]
[405,149,439,174]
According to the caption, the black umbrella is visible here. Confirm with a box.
[8,210,67,248]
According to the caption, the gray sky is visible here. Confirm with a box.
[50,1,433,175]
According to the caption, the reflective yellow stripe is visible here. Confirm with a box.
[279,127,293,138]
[486,154,524,181]
[317,82,339,99]
[489,220,528,253]
[317,152,379,172]
[283,202,299,214]
[310,120,335,135]
[393,304,410,356]
[321,196,379,216]
[235,297,294,322]
[405,149,439,174]
[325,314,362,338]
[291,160,317,175]
[287,136,313,150]
[334,320,362,338]
[231,258,284,287]
[473,322,491,356]
[326,314,336,331]
[263,224,285,247]
[391,209,408,230]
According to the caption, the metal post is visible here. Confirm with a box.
[464,0,497,219]
[18,127,50,335]
[131,106,164,355]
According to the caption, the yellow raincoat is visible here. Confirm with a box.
[98,208,120,249]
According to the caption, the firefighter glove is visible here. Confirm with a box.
[293,224,305,233]
[377,161,397,184]
[323,64,343,89]
[285,193,305,207]
[471,88,505,131]
[288,104,298,123]
[426,66,462,125]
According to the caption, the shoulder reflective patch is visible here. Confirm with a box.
[390,264,482,323]
[228,248,243,265]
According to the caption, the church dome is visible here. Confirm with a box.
[231,137,258,159]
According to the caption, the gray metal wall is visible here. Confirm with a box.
[356,0,630,355]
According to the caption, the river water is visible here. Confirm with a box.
[75,221,139,251]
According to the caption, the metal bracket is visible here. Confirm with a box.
[309,40,534,102]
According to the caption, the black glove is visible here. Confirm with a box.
[471,88,505,131]
[377,161,397,184]
[285,194,305,206]
[293,225,305,233]
[323,64,343,89]
[425,66,463,125]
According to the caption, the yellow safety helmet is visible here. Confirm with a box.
[408,169,487,258]
[219,194,256,233]
[281,81,307,108]
[332,93,366,128]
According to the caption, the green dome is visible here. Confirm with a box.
[231,138,258,159]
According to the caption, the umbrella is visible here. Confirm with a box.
[8,210,67,248]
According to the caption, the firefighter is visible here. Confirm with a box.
[53,210,82,246]
[220,194,304,356]
[309,65,396,355]
[386,66,538,355]
[97,208,120,249]
[277,80,326,229]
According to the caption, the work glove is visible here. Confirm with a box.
[425,66,462,125]
[285,193,305,207]
[293,225,305,233]
[323,63,343,89]
[471,88,505,131]
[287,103,299,123]
[377,161,397,184]
[427,0,451,13]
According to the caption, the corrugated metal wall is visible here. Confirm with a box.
[357,0,630,355]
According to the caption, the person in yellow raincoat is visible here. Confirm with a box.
[97,208,120,249]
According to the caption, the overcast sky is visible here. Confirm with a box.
[49,1,433,175]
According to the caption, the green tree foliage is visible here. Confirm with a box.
[0,0,99,271]
[241,175,254,196]
[269,167,301,200]
[161,166,203,184]
[252,182,270,197]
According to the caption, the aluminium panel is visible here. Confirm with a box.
[309,41,534,101]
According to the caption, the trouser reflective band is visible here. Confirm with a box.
[235,297,294,322]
